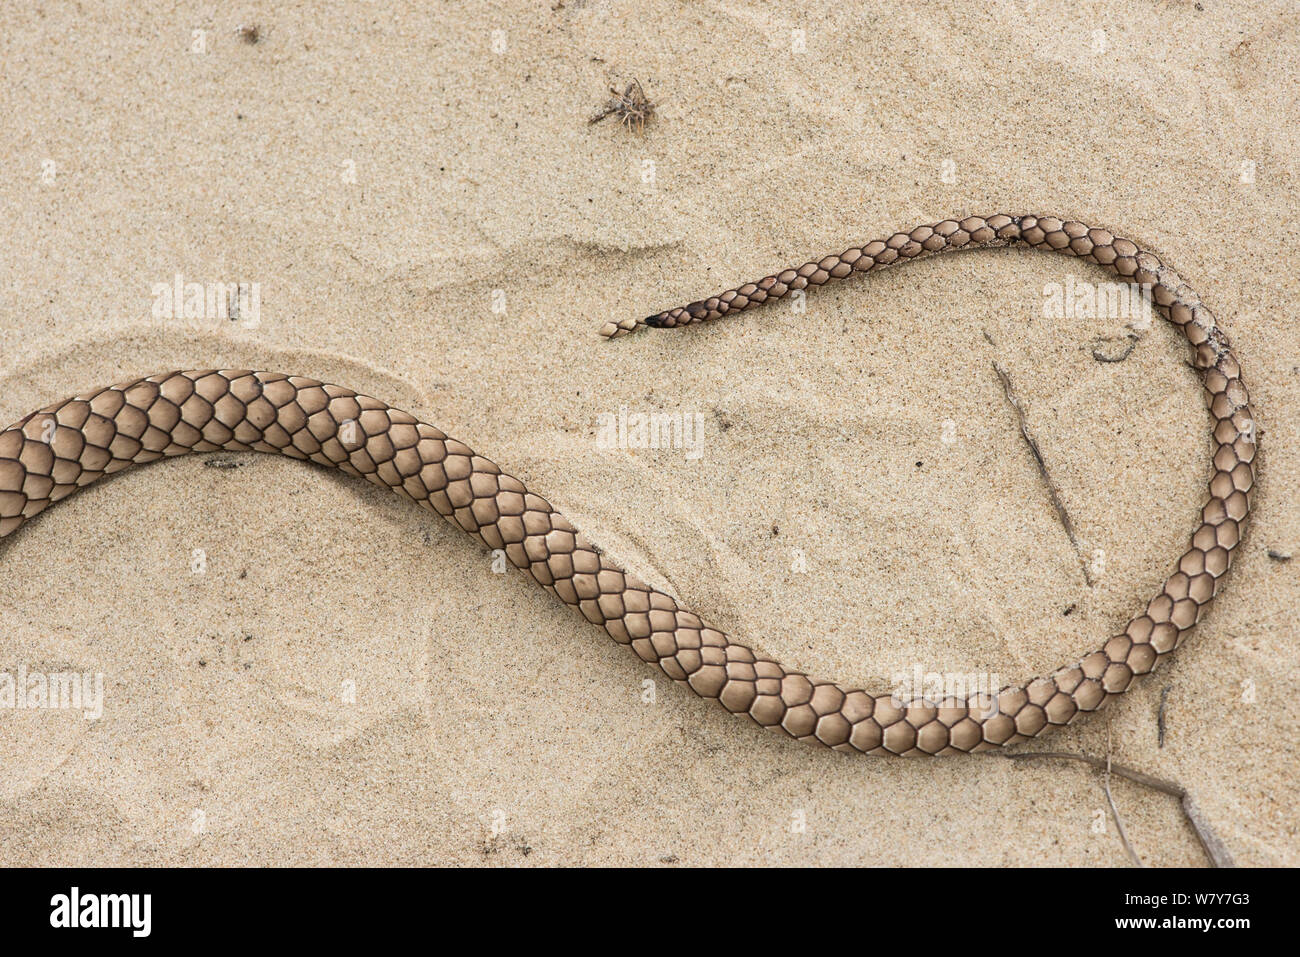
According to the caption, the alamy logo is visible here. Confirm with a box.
[151,273,261,328]
[49,887,151,937]
[1042,276,1154,322]
[889,664,1001,718]
[595,405,705,460]
[0,666,103,719]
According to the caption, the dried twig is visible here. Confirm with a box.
[1091,331,1140,363]
[998,750,1234,867]
[1157,685,1172,747]
[589,79,656,133]
[992,361,1094,584]
[1103,725,1143,866]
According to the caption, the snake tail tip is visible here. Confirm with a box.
[597,318,648,339]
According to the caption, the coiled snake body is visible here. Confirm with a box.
[0,215,1255,755]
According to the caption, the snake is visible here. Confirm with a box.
[0,215,1255,755]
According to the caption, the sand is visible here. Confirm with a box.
[0,1,1296,866]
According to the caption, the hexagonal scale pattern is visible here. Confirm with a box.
[2,216,1256,755]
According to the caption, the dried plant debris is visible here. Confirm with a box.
[1000,749,1234,867]
[1102,744,1142,867]
[1091,331,1140,362]
[992,360,1094,585]
[589,78,655,133]
[1157,685,1172,748]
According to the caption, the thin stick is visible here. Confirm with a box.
[1157,685,1172,748]
[1103,725,1143,866]
[992,360,1095,585]
[997,750,1234,867]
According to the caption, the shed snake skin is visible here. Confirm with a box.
[0,215,1255,755]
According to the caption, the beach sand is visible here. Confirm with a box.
[0,1,1296,865]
